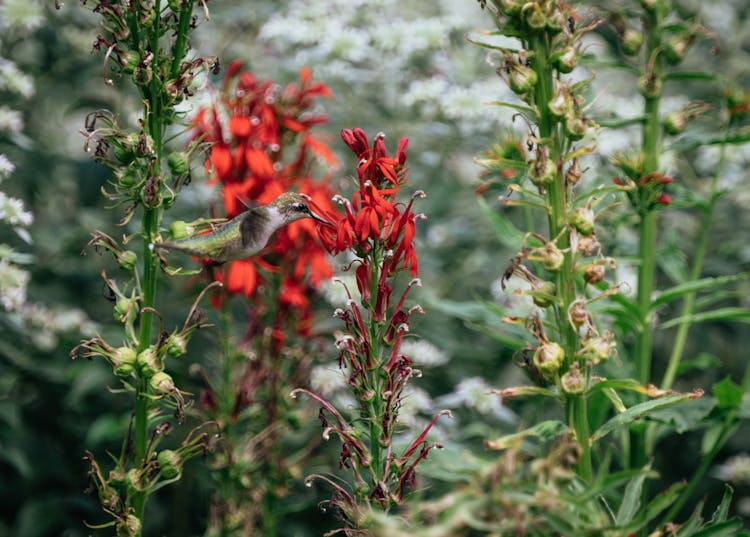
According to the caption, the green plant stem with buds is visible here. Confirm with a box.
[529,34,592,482]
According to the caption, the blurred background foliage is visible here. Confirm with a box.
[0,0,749,535]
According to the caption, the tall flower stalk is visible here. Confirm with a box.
[67,1,217,534]
[294,128,447,532]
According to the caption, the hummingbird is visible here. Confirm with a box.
[156,192,331,264]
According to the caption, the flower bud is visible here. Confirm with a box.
[150,371,175,394]
[561,365,585,394]
[157,449,183,479]
[509,65,538,94]
[533,342,565,379]
[499,0,522,15]
[566,158,583,185]
[570,207,595,236]
[167,151,189,176]
[663,111,685,135]
[568,300,590,328]
[136,347,162,377]
[125,468,145,496]
[621,29,643,56]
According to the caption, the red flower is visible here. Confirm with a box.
[190,63,337,329]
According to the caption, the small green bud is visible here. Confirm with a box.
[136,347,162,377]
[150,371,175,394]
[167,151,190,176]
[157,450,183,479]
[533,342,565,379]
[125,468,144,496]
[570,207,595,236]
[621,29,643,56]
[548,86,571,118]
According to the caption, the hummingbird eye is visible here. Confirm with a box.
[292,202,308,212]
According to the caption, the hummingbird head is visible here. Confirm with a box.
[270,192,332,227]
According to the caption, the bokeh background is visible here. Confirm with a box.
[1,0,749,535]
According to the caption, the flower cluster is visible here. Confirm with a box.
[191,62,337,332]
[295,129,446,528]
[612,153,673,209]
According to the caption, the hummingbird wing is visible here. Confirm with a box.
[239,207,271,247]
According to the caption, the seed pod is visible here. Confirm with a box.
[509,65,538,94]
[542,243,564,272]
[114,296,139,324]
[579,334,615,364]
[524,3,547,29]
[136,347,162,377]
[117,250,138,272]
[533,280,557,308]
[117,514,141,537]
[533,341,565,379]
[150,371,175,394]
[112,346,138,377]
[157,449,183,479]
[621,29,643,56]
[553,47,578,74]
[167,151,189,176]
[570,207,595,236]
[168,220,194,240]
[561,365,585,394]
[548,85,572,118]
[584,264,606,285]
[530,157,556,187]
[165,333,188,357]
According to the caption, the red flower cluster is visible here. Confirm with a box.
[191,62,337,324]
[319,129,423,278]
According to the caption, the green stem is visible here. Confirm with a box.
[530,32,591,481]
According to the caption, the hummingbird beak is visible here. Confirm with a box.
[299,193,334,227]
[309,210,333,227]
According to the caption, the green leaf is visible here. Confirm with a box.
[649,397,716,434]
[710,485,734,523]
[486,100,538,118]
[677,353,721,375]
[713,376,743,410]
[595,116,645,128]
[476,196,525,248]
[664,71,718,81]
[485,419,569,450]
[692,520,744,537]
[491,386,558,399]
[652,274,749,308]
[591,392,702,442]
[616,468,649,525]
[613,483,684,533]
[661,307,750,329]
